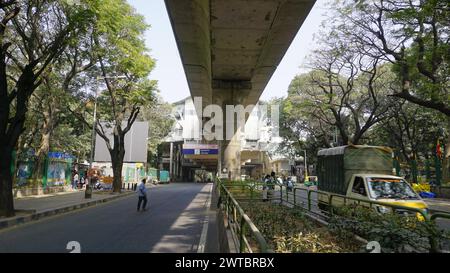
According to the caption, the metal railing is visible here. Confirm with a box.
[220,180,450,222]
[218,179,450,252]
[216,179,273,253]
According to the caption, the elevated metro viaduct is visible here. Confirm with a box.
[165,0,316,180]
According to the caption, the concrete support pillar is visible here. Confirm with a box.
[169,142,174,179]
[174,148,178,181]
[212,84,253,181]
[222,131,242,181]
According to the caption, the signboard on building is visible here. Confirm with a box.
[182,144,219,159]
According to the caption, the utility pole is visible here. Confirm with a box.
[85,91,98,199]
[169,141,174,181]
[304,150,308,178]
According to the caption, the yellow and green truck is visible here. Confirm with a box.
[317,145,428,218]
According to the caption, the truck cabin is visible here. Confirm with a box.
[349,175,421,200]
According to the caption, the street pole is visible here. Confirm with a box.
[169,141,174,181]
[85,84,99,199]
[304,150,308,179]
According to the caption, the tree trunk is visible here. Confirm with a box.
[0,87,31,217]
[352,132,362,145]
[34,100,57,185]
[0,65,43,216]
[112,155,123,193]
[110,130,125,193]
[0,145,15,217]
[34,131,50,182]
[110,145,124,193]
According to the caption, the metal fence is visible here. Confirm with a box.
[216,179,272,253]
[223,180,450,222]
[218,179,450,252]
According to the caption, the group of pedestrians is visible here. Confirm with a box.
[73,171,150,212]
[72,172,88,190]
[261,171,295,201]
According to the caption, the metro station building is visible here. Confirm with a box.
[159,97,280,182]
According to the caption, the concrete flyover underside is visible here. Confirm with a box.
[165,0,316,179]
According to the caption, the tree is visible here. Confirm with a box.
[0,0,95,217]
[27,26,95,182]
[69,0,156,193]
[284,46,393,149]
[332,0,449,115]
[370,100,448,182]
[331,0,450,182]
[141,95,174,167]
[280,95,334,165]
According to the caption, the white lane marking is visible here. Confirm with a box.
[197,183,213,253]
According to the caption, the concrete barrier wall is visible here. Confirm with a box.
[12,186,70,198]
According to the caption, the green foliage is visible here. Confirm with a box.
[5,0,98,160]
[63,0,159,161]
[12,0,165,167]
[91,2,156,129]
[329,205,449,253]
[54,125,90,156]
[141,95,175,157]
[241,202,361,253]
[91,0,154,77]
[332,0,450,116]
[369,100,448,163]
[278,64,394,165]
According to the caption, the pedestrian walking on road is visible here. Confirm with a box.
[137,178,148,212]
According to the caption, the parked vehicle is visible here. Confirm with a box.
[147,168,158,185]
[316,145,428,218]
[241,175,250,181]
[304,176,318,187]
[159,170,170,184]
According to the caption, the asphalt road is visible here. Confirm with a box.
[0,183,215,253]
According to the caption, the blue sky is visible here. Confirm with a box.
[126,0,329,103]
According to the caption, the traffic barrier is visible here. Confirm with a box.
[216,178,272,253]
[219,179,450,252]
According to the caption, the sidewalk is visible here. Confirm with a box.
[0,189,136,230]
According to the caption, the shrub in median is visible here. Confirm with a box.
[328,205,450,253]
[240,202,363,253]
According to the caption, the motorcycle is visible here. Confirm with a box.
[94,181,103,190]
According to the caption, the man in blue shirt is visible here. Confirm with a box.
[137,178,148,212]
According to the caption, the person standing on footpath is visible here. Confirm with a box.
[73,172,79,190]
[137,178,148,212]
